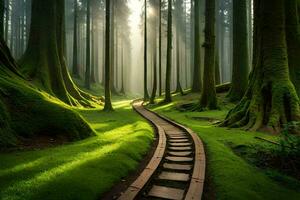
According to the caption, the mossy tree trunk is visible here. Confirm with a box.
[221,0,300,133]
[144,0,149,101]
[164,0,173,103]
[20,0,100,107]
[192,0,202,93]
[199,0,217,110]
[227,0,250,102]
[103,0,113,111]
[0,37,94,147]
[286,0,300,97]
[72,0,79,77]
[85,0,91,89]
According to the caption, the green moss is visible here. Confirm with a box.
[0,99,153,200]
[148,93,300,200]
[0,69,95,147]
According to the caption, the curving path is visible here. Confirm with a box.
[118,100,206,200]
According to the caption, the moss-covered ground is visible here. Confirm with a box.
[148,92,300,200]
[0,94,154,200]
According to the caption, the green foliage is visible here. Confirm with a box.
[278,121,300,157]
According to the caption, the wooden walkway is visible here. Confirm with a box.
[118,100,206,200]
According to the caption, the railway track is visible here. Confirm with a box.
[118,101,206,200]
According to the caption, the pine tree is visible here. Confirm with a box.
[227,0,250,102]
[199,0,217,110]
[103,0,113,111]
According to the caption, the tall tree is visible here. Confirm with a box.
[175,0,184,95]
[110,2,117,93]
[150,6,158,104]
[158,0,162,96]
[191,0,202,92]
[227,0,249,102]
[85,0,91,89]
[144,0,149,100]
[0,0,4,37]
[286,0,300,96]
[199,0,217,109]
[221,0,300,133]
[72,0,79,77]
[20,0,99,107]
[120,41,125,94]
[103,0,113,111]
[4,0,9,41]
[164,0,173,103]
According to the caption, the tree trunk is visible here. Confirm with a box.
[199,0,217,110]
[120,41,125,94]
[164,0,172,103]
[285,0,300,96]
[90,8,96,84]
[144,0,149,100]
[158,0,162,96]
[227,0,250,102]
[192,0,202,92]
[150,36,157,104]
[20,0,100,107]
[103,0,113,111]
[175,29,184,95]
[101,11,105,85]
[221,0,300,133]
[110,2,117,93]
[0,0,4,38]
[72,0,79,77]
[85,0,91,89]
[4,0,8,41]
[215,50,220,85]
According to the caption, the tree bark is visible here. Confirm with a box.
[164,0,172,103]
[221,0,300,133]
[227,0,250,102]
[85,0,91,89]
[192,0,202,92]
[144,0,149,100]
[150,35,157,104]
[199,0,217,110]
[20,0,100,107]
[0,0,4,38]
[72,0,79,77]
[158,0,162,96]
[286,0,300,97]
[103,0,113,111]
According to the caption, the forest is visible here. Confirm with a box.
[0,0,300,199]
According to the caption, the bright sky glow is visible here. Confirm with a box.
[128,0,144,94]
[128,0,143,29]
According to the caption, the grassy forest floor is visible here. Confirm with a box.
[147,92,300,200]
[1,79,300,200]
[0,83,154,200]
